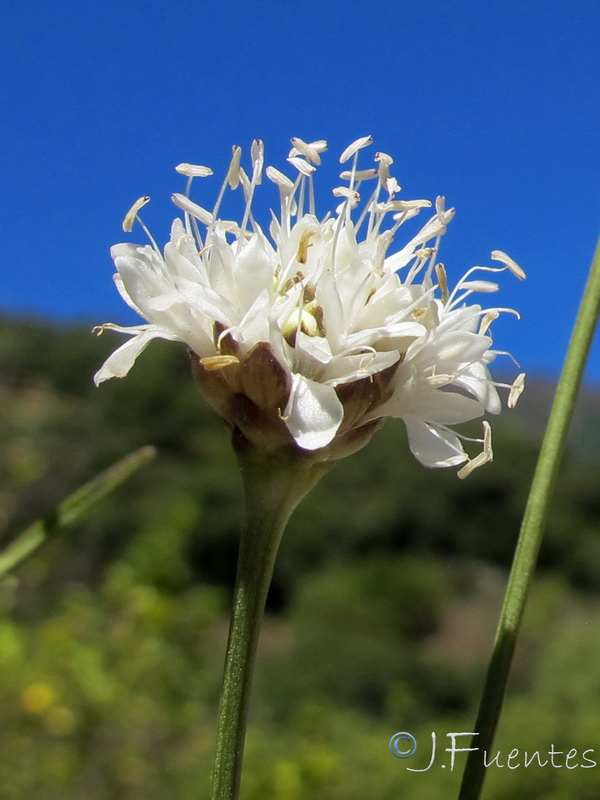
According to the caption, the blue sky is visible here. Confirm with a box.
[1,0,599,381]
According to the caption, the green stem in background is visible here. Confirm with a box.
[0,446,156,578]
[458,237,600,800]
[209,438,329,800]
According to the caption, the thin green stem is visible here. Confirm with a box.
[0,446,156,577]
[458,237,600,800]
[209,440,329,800]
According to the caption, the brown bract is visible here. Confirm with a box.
[190,326,400,463]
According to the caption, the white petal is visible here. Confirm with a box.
[284,375,343,450]
[453,363,501,414]
[413,391,485,425]
[433,331,490,364]
[322,350,400,385]
[94,328,178,385]
[114,253,176,316]
[403,417,467,468]
[294,331,334,364]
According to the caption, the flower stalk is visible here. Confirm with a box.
[209,435,330,800]
[458,236,600,800]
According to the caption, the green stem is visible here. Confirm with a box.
[209,439,329,800]
[458,237,600,800]
[0,446,156,577]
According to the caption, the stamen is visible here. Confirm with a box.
[457,422,493,479]
[227,146,242,189]
[415,247,436,259]
[374,151,393,183]
[266,166,295,193]
[354,181,383,234]
[426,373,454,387]
[122,196,151,233]
[391,199,432,212]
[339,168,378,181]
[386,177,401,196]
[251,139,264,184]
[435,263,449,303]
[308,173,316,216]
[296,230,315,264]
[200,355,240,371]
[172,193,214,225]
[508,373,526,408]
[287,156,316,176]
[175,163,214,177]
[290,137,322,165]
[210,145,242,221]
[445,264,514,309]
[333,186,360,202]
[237,157,262,248]
[297,174,306,219]
[373,231,394,273]
[491,250,526,280]
[266,166,296,242]
[339,135,373,164]
[479,310,499,335]
[460,280,500,293]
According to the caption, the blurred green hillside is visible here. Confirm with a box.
[1,316,599,800]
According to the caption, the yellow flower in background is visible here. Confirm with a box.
[21,682,55,715]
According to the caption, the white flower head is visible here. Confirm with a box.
[95,138,524,472]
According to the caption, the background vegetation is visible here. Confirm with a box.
[1,316,599,799]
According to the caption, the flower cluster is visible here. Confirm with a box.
[95,136,524,476]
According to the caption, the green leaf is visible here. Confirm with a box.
[0,446,156,577]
